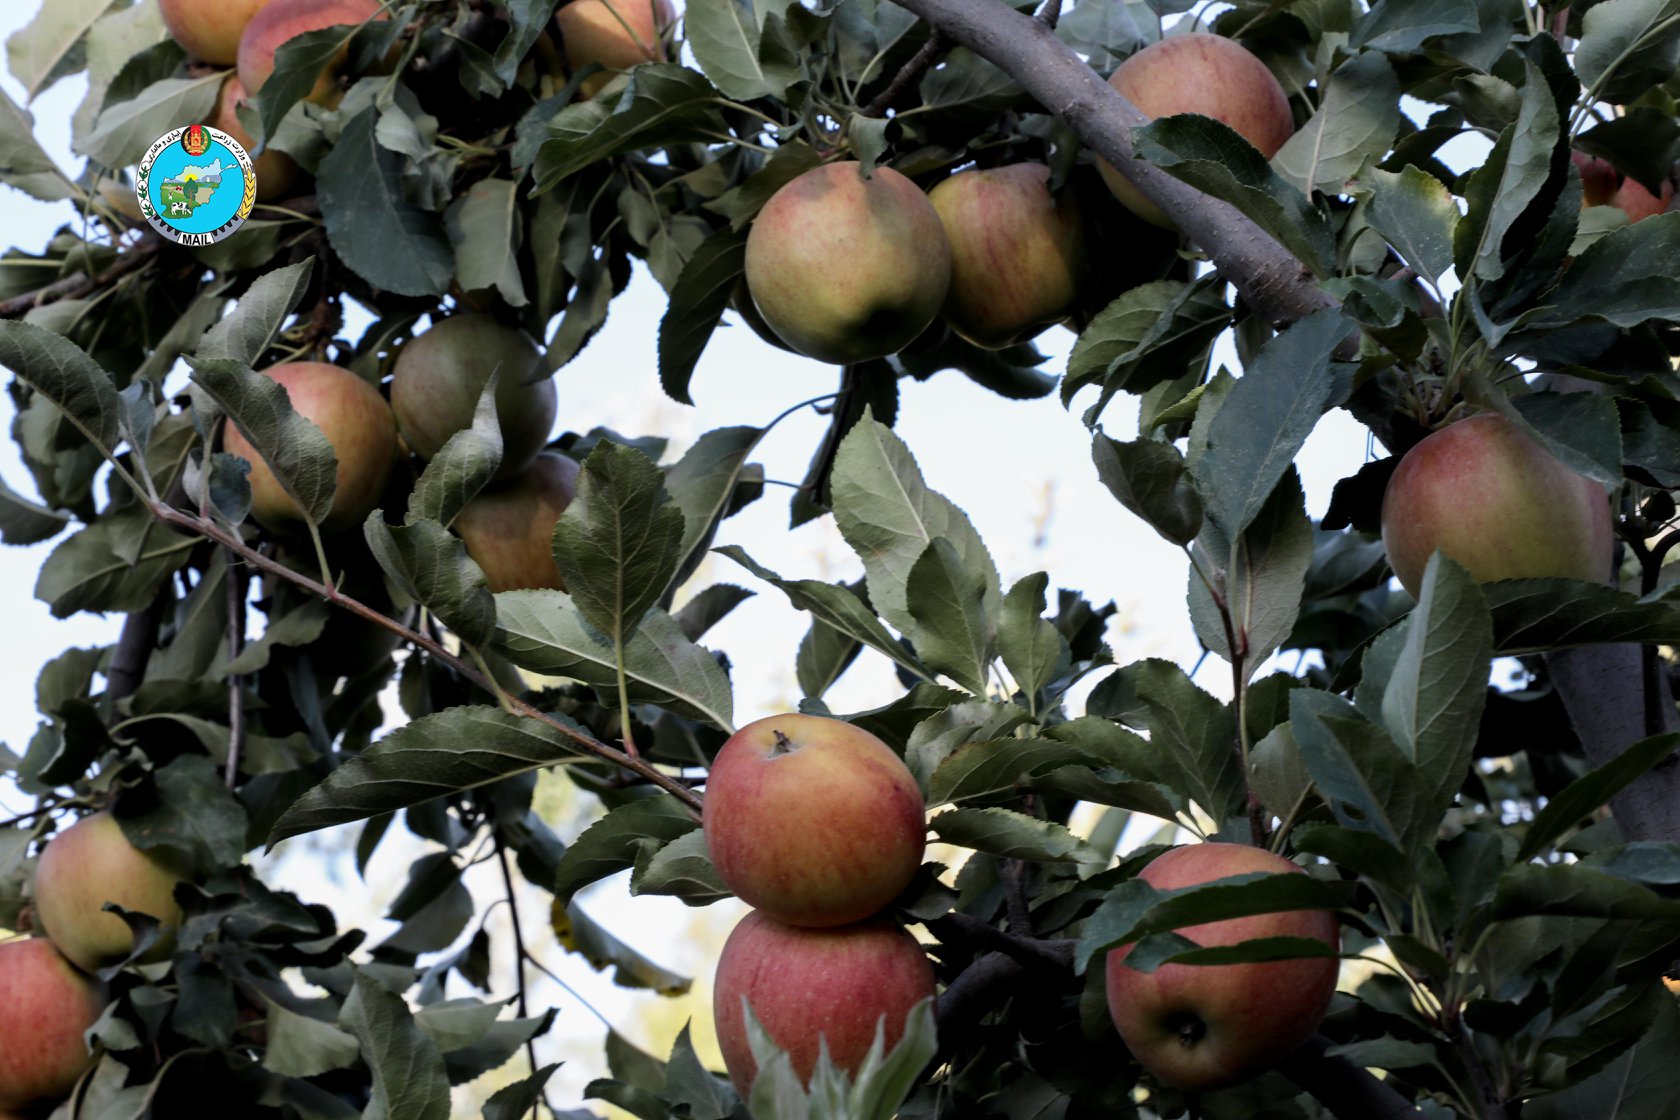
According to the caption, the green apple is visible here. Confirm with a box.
[31,812,190,973]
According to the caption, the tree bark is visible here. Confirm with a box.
[1278,1035,1422,1119]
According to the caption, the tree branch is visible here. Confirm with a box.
[1277,1035,1422,1120]
[861,30,949,118]
[106,595,166,706]
[0,235,164,320]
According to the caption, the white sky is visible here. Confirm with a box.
[0,2,1383,1112]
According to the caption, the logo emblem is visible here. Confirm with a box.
[135,124,256,247]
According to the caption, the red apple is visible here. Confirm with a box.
[555,0,675,98]
[389,315,558,481]
[713,911,936,1095]
[1105,843,1340,1092]
[744,162,952,364]
[1380,412,1613,598]
[237,0,387,106]
[1571,151,1618,208]
[703,713,925,927]
[928,162,1086,349]
[0,939,105,1109]
[453,452,580,593]
[159,0,272,65]
[1613,175,1674,223]
[211,74,302,202]
[1100,33,1294,228]
[220,361,399,536]
[31,813,190,974]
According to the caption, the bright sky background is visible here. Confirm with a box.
[0,2,1384,1113]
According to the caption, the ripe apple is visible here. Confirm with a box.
[159,0,272,65]
[238,0,387,105]
[1105,842,1340,1092]
[555,0,675,98]
[713,911,936,1095]
[0,938,105,1109]
[453,452,580,593]
[1380,412,1612,598]
[220,361,399,535]
[1571,151,1618,208]
[744,161,952,364]
[1613,175,1674,223]
[1099,33,1294,228]
[928,162,1086,348]
[31,813,191,974]
[212,75,301,202]
[702,713,925,927]
[389,315,558,481]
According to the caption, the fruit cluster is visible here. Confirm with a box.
[0,814,187,1111]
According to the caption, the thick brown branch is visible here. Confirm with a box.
[885,0,1334,327]
[0,236,163,320]
[106,596,166,705]
[145,501,705,818]
[1277,1035,1422,1120]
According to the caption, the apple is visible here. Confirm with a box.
[1380,412,1612,598]
[928,162,1086,348]
[389,315,558,481]
[238,0,387,106]
[159,0,272,65]
[1099,33,1294,228]
[713,911,936,1095]
[31,813,190,974]
[744,161,952,364]
[555,0,675,98]
[220,361,399,535]
[1571,151,1618,208]
[212,74,302,202]
[1613,175,1674,223]
[0,939,105,1109]
[453,453,580,593]
[703,713,925,927]
[1105,842,1340,1092]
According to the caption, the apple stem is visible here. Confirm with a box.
[770,729,794,755]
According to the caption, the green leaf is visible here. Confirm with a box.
[190,356,338,530]
[0,319,124,456]
[250,24,367,144]
[1508,390,1624,487]
[1379,554,1490,840]
[1508,213,1680,336]
[553,797,698,904]
[831,416,1002,652]
[631,829,729,904]
[269,706,590,845]
[195,260,315,368]
[35,504,194,619]
[1100,660,1243,829]
[262,999,361,1078]
[663,425,763,586]
[553,899,692,995]
[926,736,1092,807]
[120,754,249,869]
[1074,868,1354,972]
[931,806,1102,864]
[5,0,112,99]
[218,597,330,677]
[686,0,801,100]
[405,380,503,529]
[1454,56,1561,282]
[1574,0,1680,105]
[918,46,1020,117]
[704,141,821,230]
[339,971,452,1120]
[658,227,748,405]
[1091,433,1202,547]
[1527,995,1680,1120]
[1490,862,1680,921]
[1350,0,1480,52]
[447,178,528,308]
[1290,689,1420,856]
[1521,733,1680,860]
[1187,469,1314,676]
[552,440,685,643]
[1354,165,1460,290]
[1190,308,1345,537]
[484,1066,563,1120]
[719,546,935,683]
[997,573,1070,708]
[84,72,222,172]
[1062,277,1229,420]
[0,88,75,201]
[0,475,72,545]
[493,0,558,85]
[904,538,993,694]
[1134,114,1336,276]
[1486,580,1680,653]
[495,590,735,729]
[1274,52,1400,196]
[364,516,496,650]
[673,583,754,642]
[666,1024,734,1120]
[317,108,454,298]
[534,64,729,191]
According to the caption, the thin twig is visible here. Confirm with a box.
[0,236,164,320]
[860,31,949,118]
[495,839,540,1120]
[1033,0,1061,28]
[144,500,705,817]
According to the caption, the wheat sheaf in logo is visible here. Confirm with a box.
[135,123,256,247]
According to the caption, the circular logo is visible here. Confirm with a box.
[135,125,257,247]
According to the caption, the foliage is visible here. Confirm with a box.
[0,0,1678,1117]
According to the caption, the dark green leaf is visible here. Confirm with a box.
[553,797,698,904]
[658,227,748,405]
[1091,433,1202,547]
[318,108,454,298]
[339,971,452,1120]
[1521,733,1680,860]
[534,64,729,190]
[364,516,496,650]
[190,356,338,530]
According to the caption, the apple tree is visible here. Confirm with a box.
[0,0,1678,1117]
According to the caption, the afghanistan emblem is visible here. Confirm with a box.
[135,124,257,247]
